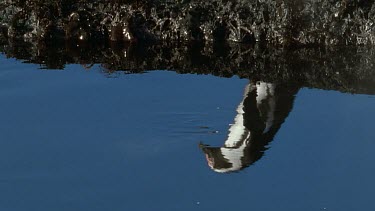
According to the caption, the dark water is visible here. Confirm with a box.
[0,53,375,211]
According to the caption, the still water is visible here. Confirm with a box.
[0,54,374,211]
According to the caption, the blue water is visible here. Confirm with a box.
[0,55,374,211]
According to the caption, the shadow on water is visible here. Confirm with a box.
[0,40,374,173]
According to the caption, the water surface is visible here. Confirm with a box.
[0,54,374,211]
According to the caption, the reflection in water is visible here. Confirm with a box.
[201,81,298,173]
[1,40,374,173]
[1,40,374,172]
[1,41,375,95]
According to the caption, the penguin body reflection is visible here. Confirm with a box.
[201,81,299,173]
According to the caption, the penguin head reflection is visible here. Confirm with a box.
[201,81,298,173]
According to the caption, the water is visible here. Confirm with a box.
[0,51,374,211]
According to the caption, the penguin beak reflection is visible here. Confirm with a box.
[206,153,215,168]
[201,147,215,168]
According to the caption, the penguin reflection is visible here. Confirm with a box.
[201,81,298,173]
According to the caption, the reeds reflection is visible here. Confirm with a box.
[201,81,299,173]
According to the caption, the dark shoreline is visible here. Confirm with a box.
[1,1,375,94]
[2,0,375,45]
[1,39,375,95]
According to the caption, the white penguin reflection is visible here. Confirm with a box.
[201,81,298,173]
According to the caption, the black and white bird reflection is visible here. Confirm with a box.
[201,81,298,173]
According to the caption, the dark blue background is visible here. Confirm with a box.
[0,55,374,211]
